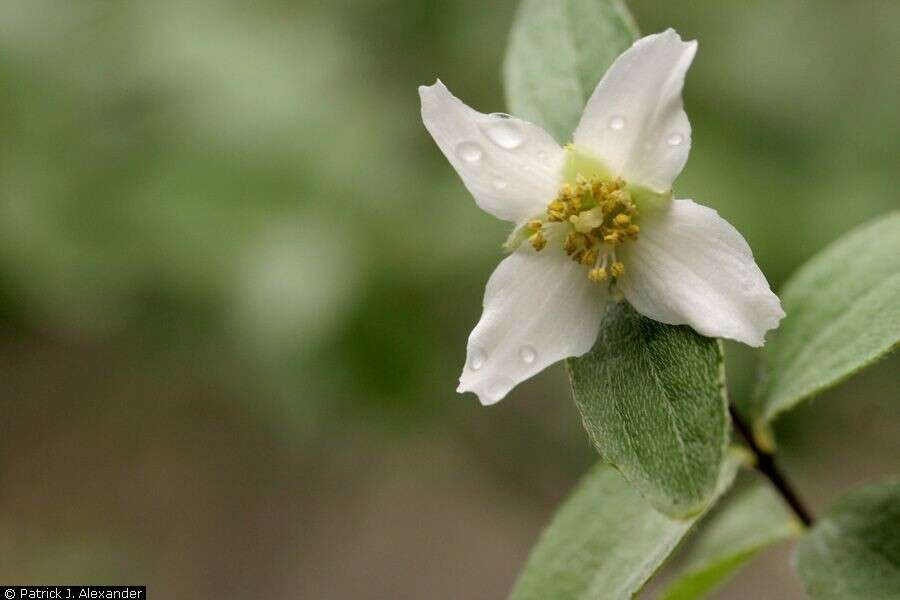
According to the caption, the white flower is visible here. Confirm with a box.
[419,29,785,405]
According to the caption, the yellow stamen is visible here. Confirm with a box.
[588,267,608,283]
[609,261,625,277]
[569,195,583,213]
[520,166,642,283]
[610,188,630,202]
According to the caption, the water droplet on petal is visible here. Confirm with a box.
[480,115,525,149]
[609,115,626,130]
[468,346,487,371]
[456,141,483,163]
[666,133,684,146]
[519,345,537,364]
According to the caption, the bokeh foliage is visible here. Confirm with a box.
[1,1,898,420]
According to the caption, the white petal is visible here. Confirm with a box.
[618,199,784,346]
[458,246,606,405]
[420,80,565,223]
[572,29,697,193]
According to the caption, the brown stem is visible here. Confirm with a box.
[729,405,815,527]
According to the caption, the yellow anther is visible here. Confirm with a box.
[609,261,625,277]
[613,213,631,226]
[580,248,597,266]
[529,230,547,251]
[527,219,543,231]
[588,267,608,282]
[603,232,621,245]
[599,200,616,215]
[626,224,640,237]
[610,188,631,202]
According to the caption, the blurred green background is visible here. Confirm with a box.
[0,1,897,597]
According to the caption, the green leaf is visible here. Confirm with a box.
[753,213,900,430]
[509,450,747,600]
[567,302,730,518]
[504,0,639,143]
[797,479,900,600]
[659,474,802,600]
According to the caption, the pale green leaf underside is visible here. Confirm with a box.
[797,479,900,600]
[503,0,638,143]
[567,302,729,518]
[658,474,802,600]
[754,213,900,428]
[509,450,746,600]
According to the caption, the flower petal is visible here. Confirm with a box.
[458,246,605,405]
[572,29,696,193]
[618,199,784,346]
[420,80,565,223]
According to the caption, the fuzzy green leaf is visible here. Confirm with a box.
[567,302,730,518]
[753,213,900,431]
[504,0,638,143]
[659,475,802,600]
[797,479,900,600]
[509,450,746,600]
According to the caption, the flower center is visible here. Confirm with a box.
[527,174,639,283]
